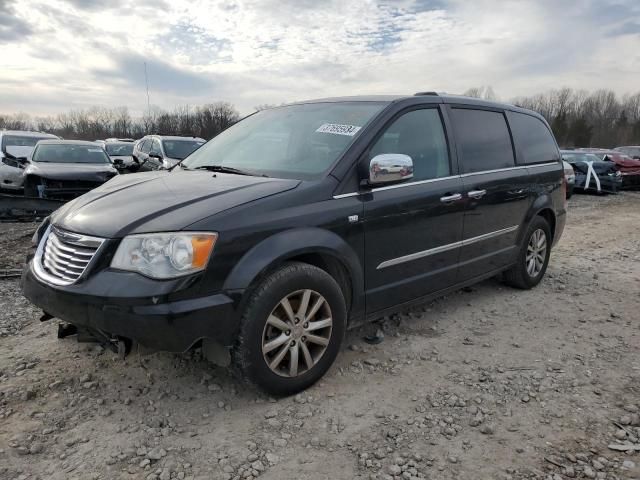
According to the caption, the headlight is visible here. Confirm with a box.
[111,232,217,279]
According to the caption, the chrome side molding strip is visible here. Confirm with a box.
[332,162,558,199]
[376,225,519,269]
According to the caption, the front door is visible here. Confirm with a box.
[363,107,465,313]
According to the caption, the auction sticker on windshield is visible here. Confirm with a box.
[316,123,362,136]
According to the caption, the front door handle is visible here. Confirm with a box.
[440,193,463,203]
[467,189,487,199]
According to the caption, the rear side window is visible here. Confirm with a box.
[507,111,559,164]
[369,108,450,181]
[450,108,515,173]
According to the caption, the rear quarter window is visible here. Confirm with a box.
[507,111,560,164]
[450,108,515,174]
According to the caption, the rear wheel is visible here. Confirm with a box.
[503,216,551,289]
[232,262,346,396]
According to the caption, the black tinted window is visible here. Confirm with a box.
[450,109,514,173]
[508,112,559,164]
[370,109,450,181]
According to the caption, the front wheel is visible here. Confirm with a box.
[232,262,347,396]
[502,216,551,289]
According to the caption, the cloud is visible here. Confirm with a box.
[92,52,216,95]
[1,0,640,116]
[0,0,33,43]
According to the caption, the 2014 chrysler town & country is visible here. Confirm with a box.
[22,93,566,395]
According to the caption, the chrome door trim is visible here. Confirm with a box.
[332,192,360,199]
[460,225,518,246]
[332,175,461,199]
[332,162,558,199]
[376,225,519,269]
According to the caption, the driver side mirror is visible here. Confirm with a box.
[368,154,414,186]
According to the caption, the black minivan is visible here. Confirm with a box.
[22,93,566,395]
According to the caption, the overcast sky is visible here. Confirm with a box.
[2,0,640,116]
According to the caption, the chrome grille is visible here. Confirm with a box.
[36,226,104,286]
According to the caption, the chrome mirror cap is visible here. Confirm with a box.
[369,154,414,185]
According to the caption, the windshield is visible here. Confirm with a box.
[162,139,204,160]
[33,144,111,164]
[2,135,52,156]
[562,152,602,163]
[181,102,385,179]
[105,143,134,156]
[616,147,640,157]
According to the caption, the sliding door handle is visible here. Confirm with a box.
[467,189,487,199]
[440,193,463,203]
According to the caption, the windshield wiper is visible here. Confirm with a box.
[189,165,268,177]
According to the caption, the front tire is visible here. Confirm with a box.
[503,216,551,289]
[232,262,347,396]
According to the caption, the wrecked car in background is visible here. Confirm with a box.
[562,160,575,198]
[577,148,640,188]
[103,141,136,172]
[23,140,119,199]
[132,135,206,171]
[0,130,60,192]
[561,151,622,194]
[614,145,640,159]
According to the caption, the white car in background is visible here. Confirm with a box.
[0,130,60,191]
[103,141,136,171]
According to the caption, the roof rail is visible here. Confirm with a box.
[414,91,439,96]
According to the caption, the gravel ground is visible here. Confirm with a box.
[1,192,639,480]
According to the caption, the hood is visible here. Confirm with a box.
[25,162,118,180]
[52,170,300,238]
[608,156,640,169]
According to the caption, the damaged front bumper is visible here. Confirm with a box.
[21,262,240,352]
[35,179,108,200]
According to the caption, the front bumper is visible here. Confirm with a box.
[22,264,239,352]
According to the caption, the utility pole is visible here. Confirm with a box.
[144,62,151,118]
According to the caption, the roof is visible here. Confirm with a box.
[0,130,59,138]
[36,139,101,146]
[286,93,544,119]
[145,135,206,141]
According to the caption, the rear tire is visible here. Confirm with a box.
[232,262,347,396]
[503,216,551,290]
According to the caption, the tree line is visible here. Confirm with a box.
[2,88,640,147]
[0,102,240,141]
[464,87,640,148]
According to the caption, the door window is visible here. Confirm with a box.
[370,109,450,181]
[507,111,560,164]
[150,139,162,156]
[140,139,151,153]
[450,108,515,173]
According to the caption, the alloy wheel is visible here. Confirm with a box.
[261,289,333,378]
[525,228,547,277]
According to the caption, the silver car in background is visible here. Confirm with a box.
[0,130,60,191]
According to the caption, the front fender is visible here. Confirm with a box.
[223,227,364,318]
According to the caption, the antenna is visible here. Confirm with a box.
[144,62,151,118]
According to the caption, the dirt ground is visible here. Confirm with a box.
[1,192,639,480]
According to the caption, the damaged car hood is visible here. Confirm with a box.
[24,162,118,181]
[51,170,300,238]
